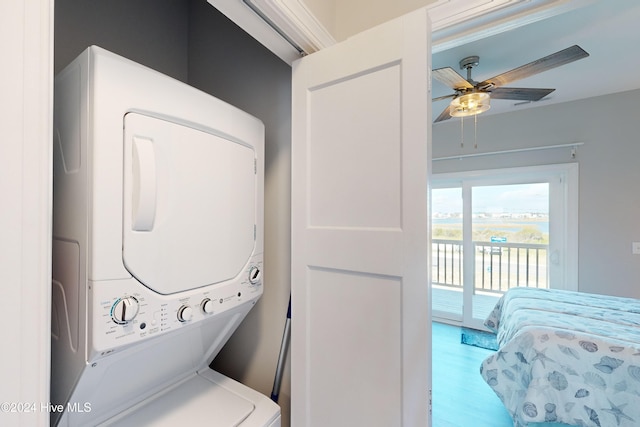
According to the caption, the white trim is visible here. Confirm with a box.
[218,0,596,64]
[0,0,53,424]
[428,0,519,33]
[434,162,576,184]
[429,0,597,52]
[245,0,336,54]
[564,162,579,291]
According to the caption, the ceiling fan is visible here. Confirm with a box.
[432,45,589,123]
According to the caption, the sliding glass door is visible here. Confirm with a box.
[432,187,463,322]
[431,164,578,329]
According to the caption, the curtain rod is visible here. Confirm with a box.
[433,142,584,161]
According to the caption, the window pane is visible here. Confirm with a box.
[472,183,549,298]
[432,187,463,319]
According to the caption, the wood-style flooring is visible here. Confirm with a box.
[432,321,514,427]
[432,322,569,427]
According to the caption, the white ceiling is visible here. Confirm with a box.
[431,0,640,123]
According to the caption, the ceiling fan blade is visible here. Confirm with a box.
[478,45,589,88]
[434,105,453,123]
[432,67,473,90]
[433,93,456,102]
[489,87,555,101]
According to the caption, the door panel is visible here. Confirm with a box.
[307,268,402,426]
[291,8,431,427]
[308,64,402,229]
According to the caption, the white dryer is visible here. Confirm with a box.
[51,46,280,427]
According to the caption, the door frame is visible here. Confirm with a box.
[1,0,53,424]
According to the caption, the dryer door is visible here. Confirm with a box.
[122,113,257,294]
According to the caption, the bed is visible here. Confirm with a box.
[480,287,640,427]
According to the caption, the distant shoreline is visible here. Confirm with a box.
[433,218,549,234]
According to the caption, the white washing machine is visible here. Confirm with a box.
[51,46,280,427]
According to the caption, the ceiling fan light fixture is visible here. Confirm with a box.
[450,92,491,117]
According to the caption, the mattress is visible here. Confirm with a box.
[480,287,640,427]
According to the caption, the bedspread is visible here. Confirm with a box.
[480,287,640,427]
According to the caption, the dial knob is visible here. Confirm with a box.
[248,266,261,284]
[201,298,215,315]
[177,305,193,322]
[112,297,139,324]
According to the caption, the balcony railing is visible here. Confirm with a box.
[432,239,549,294]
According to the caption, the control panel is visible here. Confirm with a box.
[89,256,263,361]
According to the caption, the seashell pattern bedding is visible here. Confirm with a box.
[480,287,640,427]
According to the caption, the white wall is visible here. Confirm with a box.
[334,0,437,41]
[300,0,337,39]
[432,89,640,298]
[303,0,437,42]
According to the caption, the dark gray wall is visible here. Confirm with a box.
[433,89,640,298]
[187,2,292,424]
[54,0,189,80]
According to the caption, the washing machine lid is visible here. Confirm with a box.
[106,373,256,426]
[122,112,257,295]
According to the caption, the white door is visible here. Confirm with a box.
[291,8,431,427]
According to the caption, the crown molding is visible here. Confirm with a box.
[207,0,596,64]
[244,0,336,54]
[429,0,597,53]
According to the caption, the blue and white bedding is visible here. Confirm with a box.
[480,287,640,427]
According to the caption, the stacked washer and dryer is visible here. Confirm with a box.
[51,46,281,426]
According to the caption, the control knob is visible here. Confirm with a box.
[177,305,193,322]
[248,266,262,284]
[201,298,215,315]
[112,296,139,324]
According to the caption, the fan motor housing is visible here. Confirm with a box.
[459,55,479,70]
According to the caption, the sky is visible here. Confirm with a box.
[433,183,549,214]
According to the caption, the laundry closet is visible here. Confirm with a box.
[53,0,292,424]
